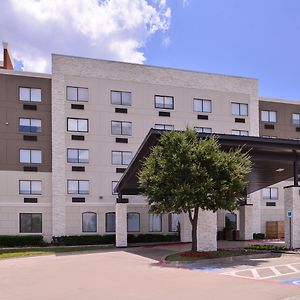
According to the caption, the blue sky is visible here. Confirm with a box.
[1,0,299,100]
[145,0,300,100]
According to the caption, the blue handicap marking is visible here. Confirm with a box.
[281,278,300,286]
[188,265,223,272]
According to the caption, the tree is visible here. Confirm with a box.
[138,129,252,252]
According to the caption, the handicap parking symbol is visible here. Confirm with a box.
[281,278,300,286]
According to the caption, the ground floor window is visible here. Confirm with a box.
[106,212,116,232]
[82,212,97,232]
[127,212,140,232]
[19,213,42,233]
[149,214,162,232]
[168,213,180,232]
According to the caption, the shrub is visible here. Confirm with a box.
[0,235,45,247]
[127,234,179,243]
[253,233,265,240]
[52,235,115,246]
[245,244,288,251]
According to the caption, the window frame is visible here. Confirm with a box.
[66,86,89,102]
[82,212,97,233]
[149,214,162,232]
[111,121,132,136]
[231,129,249,136]
[19,118,42,133]
[168,213,180,232]
[111,90,132,106]
[19,149,42,164]
[154,95,174,110]
[67,118,89,133]
[292,113,300,125]
[261,110,277,123]
[19,180,42,195]
[112,181,118,195]
[262,187,278,200]
[193,98,212,113]
[231,102,248,116]
[194,127,212,134]
[67,180,90,195]
[111,151,132,165]
[127,212,140,232]
[19,213,42,233]
[154,124,174,131]
[67,148,89,164]
[105,212,116,233]
[19,87,42,102]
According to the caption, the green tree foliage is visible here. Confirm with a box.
[138,129,252,251]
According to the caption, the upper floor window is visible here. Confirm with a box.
[112,181,118,195]
[111,91,131,106]
[261,135,277,139]
[111,121,132,136]
[155,95,174,110]
[262,187,278,200]
[67,149,89,164]
[193,99,212,113]
[19,87,41,102]
[112,151,132,165]
[67,180,90,194]
[194,127,212,134]
[82,212,97,232]
[232,130,249,136]
[261,110,277,123]
[66,86,89,102]
[19,149,42,164]
[154,124,174,131]
[231,102,248,116]
[19,180,42,195]
[19,213,42,233]
[292,113,300,125]
[67,118,88,132]
[19,118,42,133]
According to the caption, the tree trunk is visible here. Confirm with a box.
[188,207,199,252]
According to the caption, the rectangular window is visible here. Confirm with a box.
[292,113,300,125]
[67,149,89,163]
[127,212,140,232]
[82,212,97,232]
[111,151,132,165]
[67,180,90,194]
[66,86,89,102]
[155,95,174,110]
[193,99,212,113]
[111,91,132,106]
[67,118,88,132]
[19,149,42,164]
[19,180,42,195]
[168,213,180,232]
[19,118,42,133]
[149,214,162,232]
[19,87,41,102]
[231,102,248,116]
[231,130,249,136]
[112,181,118,195]
[194,127,212,133]
[261,110,277,123]
[19,213,42,233]
[262,187,278,200]
[106,212,116,232]
[154,124,174,131]
[111,121,132,136]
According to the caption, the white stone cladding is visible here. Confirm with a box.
[239,205,253,240]
[180,213,192,242]
[197,210,217,251]
[116,203,128,247]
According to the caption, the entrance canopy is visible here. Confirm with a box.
[116,129,300,196]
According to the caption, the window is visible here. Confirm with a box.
[19,149,42,164]
[111,91,131,106]
[231,102,248,116]
[67,149,89,163]
[127,212,140,232]
[232,130,249,136]
[67,118,88,132]
[19,87,41,102]
[194,127,212,133]
[262,187,278,200]
[149,214,162,232]
[19,213,42,233]
[292,113,300,125]
[112,181,118,195]
[155,95,174,110]
[261,135,277,139]
[261,110,277,123]
[154,124,174,131]
[106,212,116,232]
[19,180,42,195]
[66,86,89,102]
[168,213,180,232]
[111,121,132,136]
[193,99,212,113]
[82,212,97,232]
[67,180,90,194]
[111,151,132,165]
[19,118,42,133]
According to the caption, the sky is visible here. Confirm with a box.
[1,0,300,100]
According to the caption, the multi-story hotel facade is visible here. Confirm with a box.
[0,43,298,241]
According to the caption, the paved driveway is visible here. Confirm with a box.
[1,247,300,300]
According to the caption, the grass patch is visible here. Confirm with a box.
[0,245,113,260]
[245,244,288,251]
[165,250,259,262]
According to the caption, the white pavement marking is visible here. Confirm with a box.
[221,262,300,280]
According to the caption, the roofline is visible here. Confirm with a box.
[260,96,300,106]
[52,53,258,82]
[0,68,51,79]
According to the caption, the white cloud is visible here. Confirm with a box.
[162,36,171,48]
[0,0,171,73]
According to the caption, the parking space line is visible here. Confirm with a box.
[287,264,300,272]
[251,269,260,279]
[270,266,281,276]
